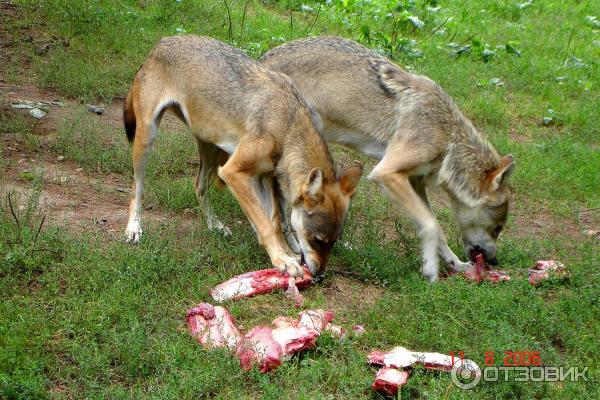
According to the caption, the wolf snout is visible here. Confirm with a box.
[468,246,498,265]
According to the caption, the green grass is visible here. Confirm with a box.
[1,0,599,398]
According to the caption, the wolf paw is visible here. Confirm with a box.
[124,224,142,244]
[274,255,304,278]
[422,261,439,283]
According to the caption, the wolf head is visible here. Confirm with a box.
[450,155,515,265]
[291,165,362,276]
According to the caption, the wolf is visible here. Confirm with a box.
[123,35,362,276]
[261,36,514,281]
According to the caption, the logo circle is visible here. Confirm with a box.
[451,360,481,390]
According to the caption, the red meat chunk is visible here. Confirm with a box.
[372,367,409,396]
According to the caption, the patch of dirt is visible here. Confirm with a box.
[509,198,586,242]
[322,275,384,315]
[1,83,76,135]
[0,82,184,135]
[1,143,196,240]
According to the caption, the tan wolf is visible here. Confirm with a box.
[123,36,362,276]
[261,36,514,281]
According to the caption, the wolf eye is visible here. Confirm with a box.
[492,225,503,238]
[310,236,329,250]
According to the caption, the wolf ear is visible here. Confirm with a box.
[302,168,324,207]
[486,155,515,192]
[339,162,363,197]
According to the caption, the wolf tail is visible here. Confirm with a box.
[123,85,136,144]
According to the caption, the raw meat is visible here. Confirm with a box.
[186,303,241,350]
[352,325,366,335]
[210,267,313,302]
[368,346,479,373]
[187,304,345,373]
[285,277,304,307]
[237,322,319,372]
[368,346,480,396]
[528,260,567,285]
[372,367,409,396]
[297,310,334,333]
[297,309,345,337]
[448,254,510,283]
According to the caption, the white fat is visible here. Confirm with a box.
[382,347,479,371]
[377,367,408,383]
[213,307,241,349]
[211,277,254,302]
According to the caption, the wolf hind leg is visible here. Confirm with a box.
[125,116,158,244]
[194,137,232,236]
[409,176,469,272]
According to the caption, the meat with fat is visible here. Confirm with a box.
[372,367,409,396]
[236,316,320,372]
[186,303,241,350]
[187,304,345,373]
[448,254,510,283]
[210,267,313,302]
[368,346,480,396]
[528,260,567,285]
[368,346,479,372]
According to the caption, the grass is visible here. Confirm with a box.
[1,0,599,398]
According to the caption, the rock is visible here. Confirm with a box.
[583,229,599,239]
[29,108,47,119]
[86,104,105,115]
[56,155,65,162]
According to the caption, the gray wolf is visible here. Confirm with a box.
[123,35,362,276]
[261,36,514,281]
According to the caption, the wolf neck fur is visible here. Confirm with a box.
[438,102,501,208]
[277,124,335,203]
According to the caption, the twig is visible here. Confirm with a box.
[449,29,458,43]
[289,10,293,34]
[239,0,250,44]
[7,193,21,231]
[564,26,575,56]
[223,0,233,43]
[427,17,450,39]
[460,33,478,45]
[302,9,320,36]
[33,214,46,246]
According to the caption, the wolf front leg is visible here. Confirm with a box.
[368,149,446,282]
[409,176,470,273]
[217,141,303,277]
